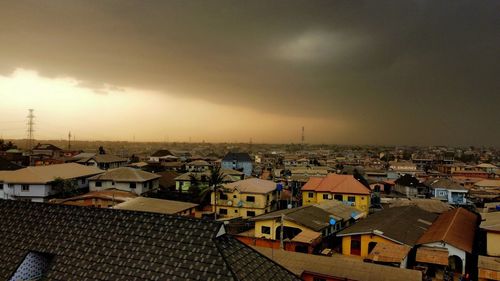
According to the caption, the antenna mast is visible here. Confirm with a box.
[68,131,72,150]
[26,109,35,151]
[301,126,305,146]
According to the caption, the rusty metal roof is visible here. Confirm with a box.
[417,207,477,253]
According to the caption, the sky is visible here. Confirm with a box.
[0,0,499,146]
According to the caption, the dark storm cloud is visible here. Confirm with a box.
[0,0,498,145]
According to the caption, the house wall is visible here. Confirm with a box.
[3,184,51,201]
[236,235,314,253]
[422,242,466,274]
[303,191,370,215]
[486,232,500,257]
[341,234,395,258]
[254,219,305,240]
[221,161,253,177]
[90,179,158,195]
[211,190,276,219]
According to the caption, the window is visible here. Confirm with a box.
[334,194,343,201]
[234,209,238,213]
[350,235,361,255]
[130,183,136,189]
[220,193,228,200]
[322,194,329,200]
[247,211,256,217]
[308,192,314,198]
[261,226,271,234]
[246,196,255,202]
[233,195,237,198]
[0,184,3,190]
[95,181,102,187]
[21,185,29,192]
[348,196,356,202]
[111,181,115,186]
[313,278,327,281]
[80,179,85,184]
[219,208,228,215]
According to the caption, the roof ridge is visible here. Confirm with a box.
[442,208,460,241]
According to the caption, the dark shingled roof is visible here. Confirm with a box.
[151,149,174,157]
[0,157,23,171]
[337,206,438,246]
[222,153,252,163]
[0,200,298,281]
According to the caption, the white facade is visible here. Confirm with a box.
[2,178,90,202]
[420,242,466,273]
[89,179,159,195]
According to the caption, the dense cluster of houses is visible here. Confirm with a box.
[0,142,499,280]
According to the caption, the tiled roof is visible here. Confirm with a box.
[0,163,104,184]
[77,154,128,164]
[424,178,468,191]
[223,178,276,194]
[113,197,198,215]
[222,153,252,163]
[0,200,298,280]
[251,200,360,232]
[337,206,438,246]
[150,150,174,157]
[253,247,422,281]
[417,207,477,253]
[88,167,160,182]
[302,174,370,195]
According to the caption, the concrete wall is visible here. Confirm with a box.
[89,179,158,195]
[422,242,466,274]
[486,232,500,257]
[211,190,276,219]
[341,234,394,258]
[303,192,370,215]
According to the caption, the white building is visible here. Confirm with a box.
[0,163,104,202]
[88,167,160,195]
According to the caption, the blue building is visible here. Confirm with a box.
[221,152,253,177]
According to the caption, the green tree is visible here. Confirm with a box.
[52,177,78,196]
[198,166,226,219]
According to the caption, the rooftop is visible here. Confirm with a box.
[253,247,422,281]
[0,200,298,280]
[113,197,198,215]
[0,163,104,184]
[251,201,359,232]
[88,167,160,182]
[223,178,276,194]
[302,174,370,195]
[417,207,477,253]
[337,206,438,246]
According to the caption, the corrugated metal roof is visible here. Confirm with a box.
[417,207,477,253]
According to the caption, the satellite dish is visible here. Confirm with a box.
[237,201,243,207]
[329,216,336,226]
[227,201,233,206]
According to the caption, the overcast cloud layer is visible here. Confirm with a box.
[0,0,499,145]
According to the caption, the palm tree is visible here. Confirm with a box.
[198,166,226,219]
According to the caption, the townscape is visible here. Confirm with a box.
[0,139,498,280]
[1,1,499,280]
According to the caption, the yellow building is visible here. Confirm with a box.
[337,206,438,260]
[302,174,371,215]
[211,178,278,219]
[237,200,361,253]
[480,212,500,257]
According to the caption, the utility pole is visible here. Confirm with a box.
[68,131,72,150]
[26,109,35,151]
[280,213,284,249]
[301,126,305,147]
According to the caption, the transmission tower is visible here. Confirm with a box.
[26,109,35,151]
[68,131,72,150]
[301,126,305,146]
